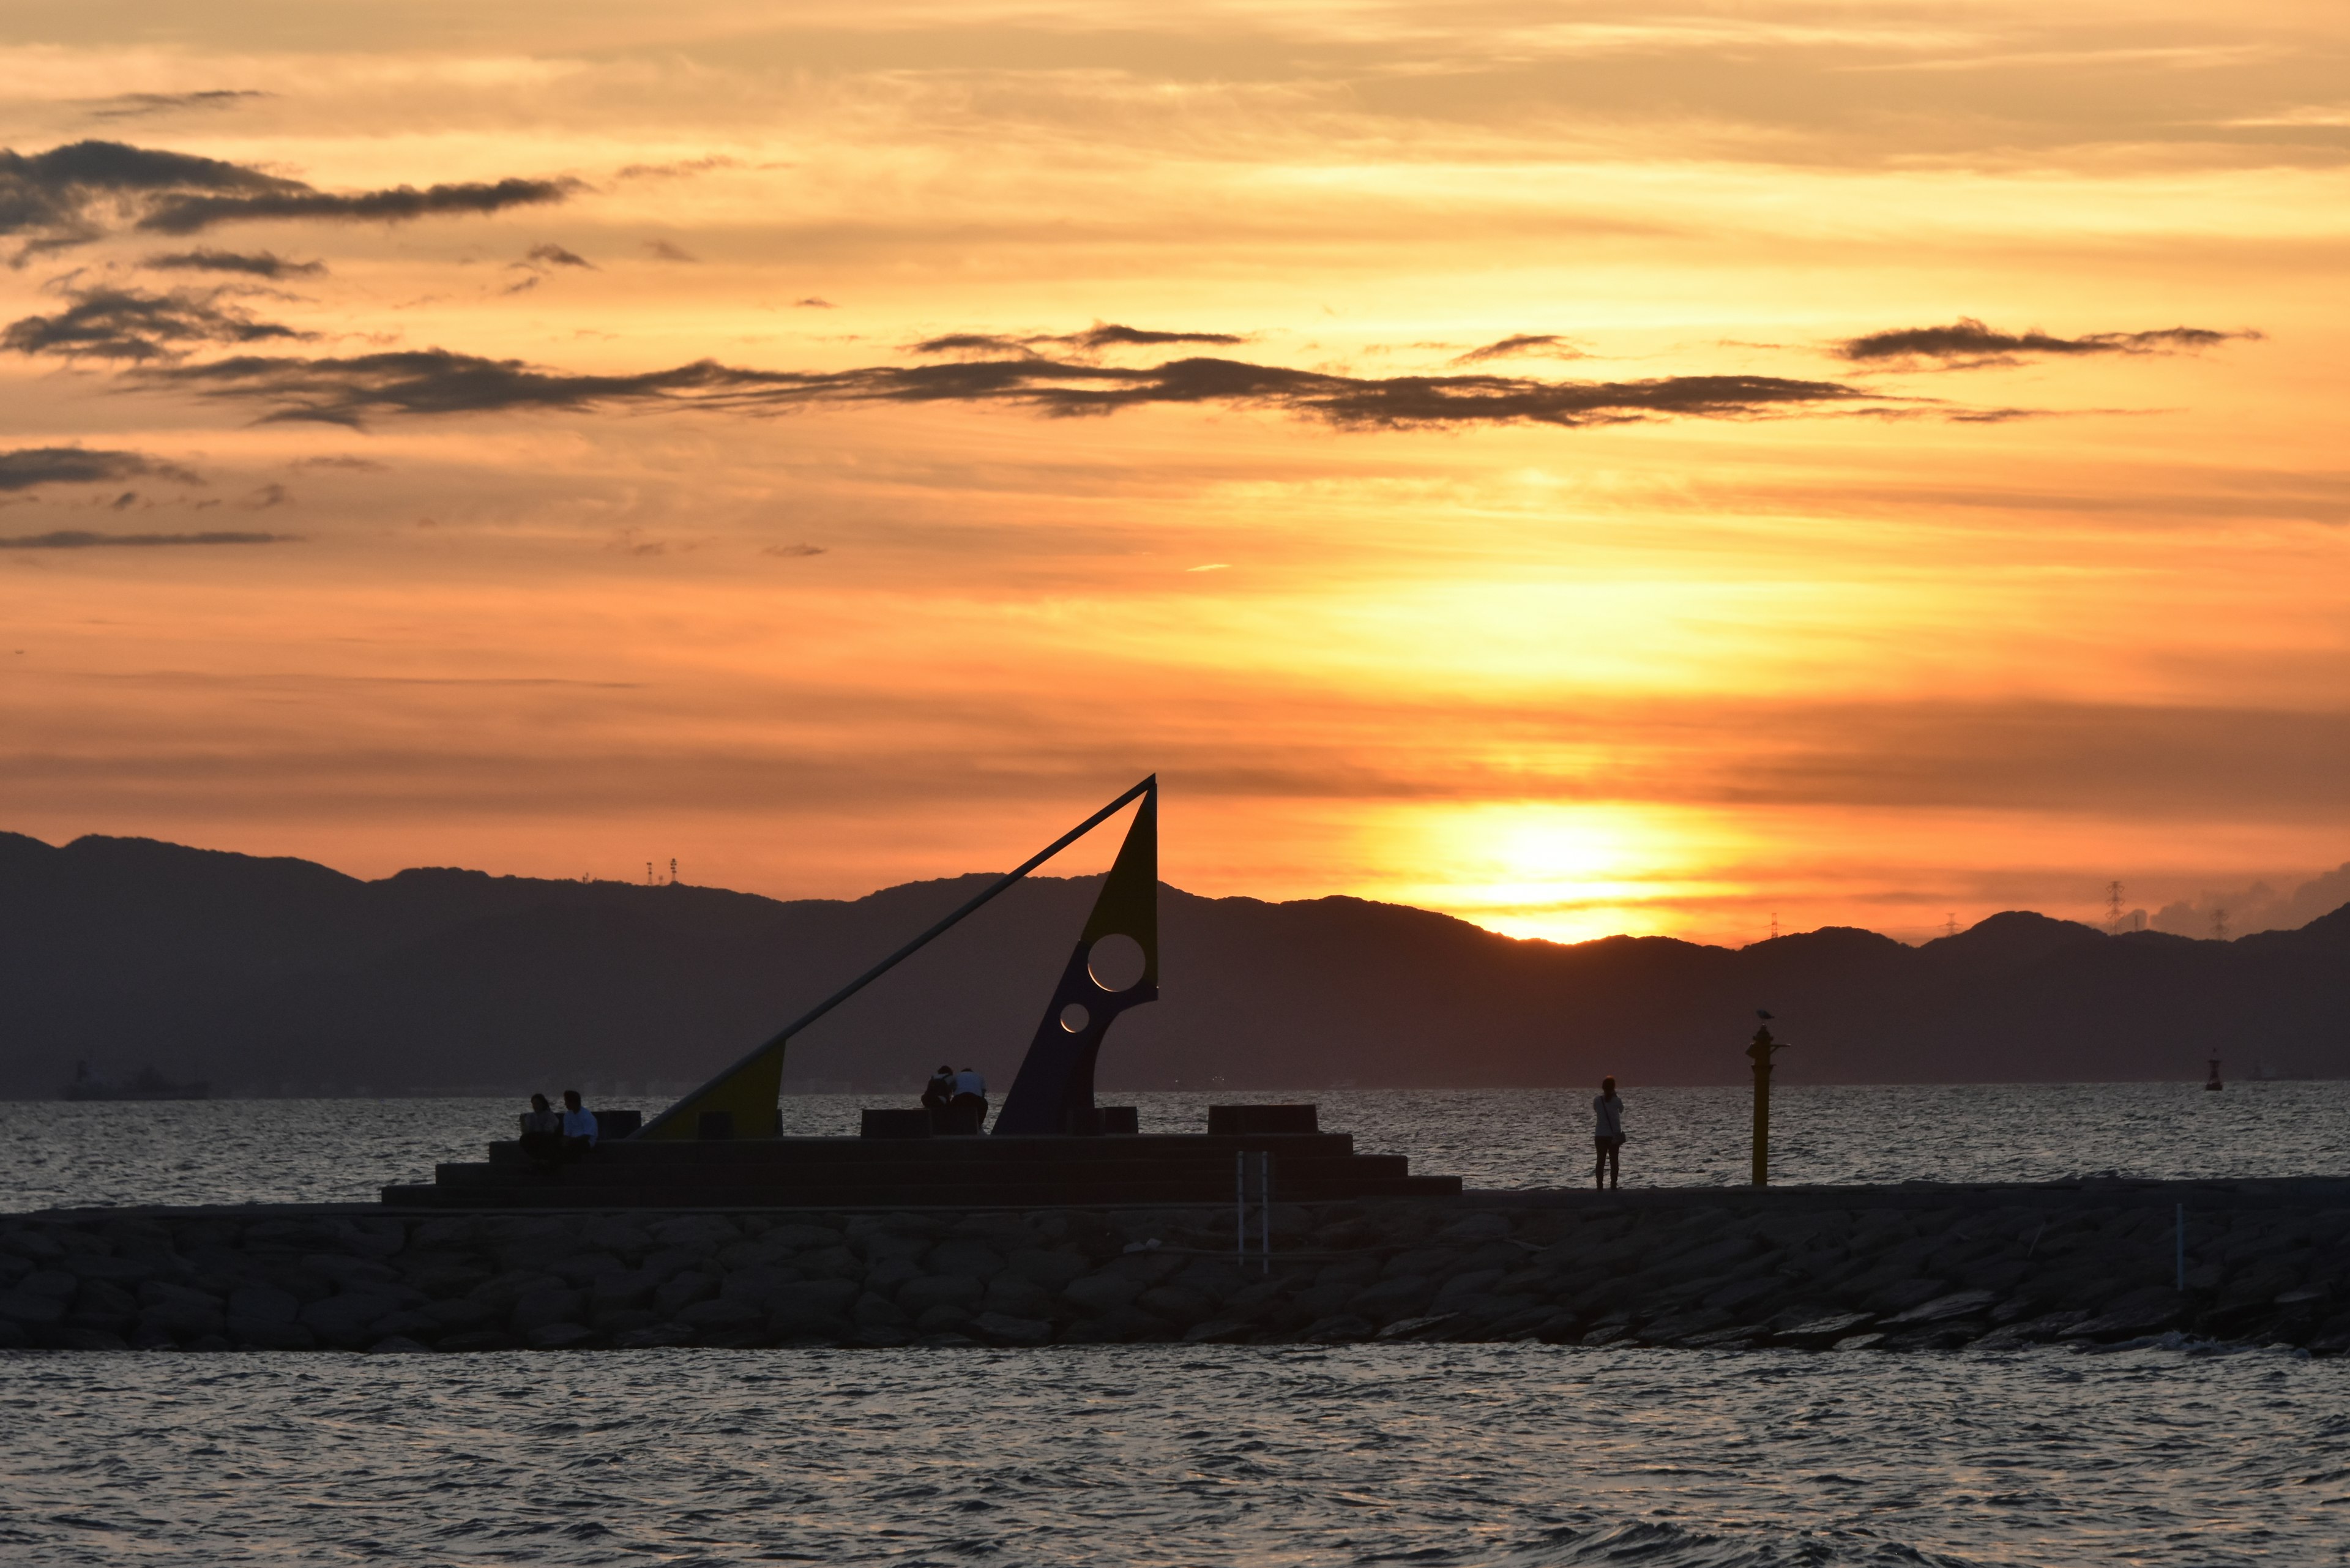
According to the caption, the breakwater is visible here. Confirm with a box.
[4,1179,2344,1354]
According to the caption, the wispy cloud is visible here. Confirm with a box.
[83,91,269,121]
[521,242,594,269]
[139,176,577,236]
[911,322,1244,357]
[0,528,291,548]
[143,248,324,279]
[1839,316,2261,367]
[0,140,298,259]
[1453,333,1584,366]
[643,239,698,262]
[2,283,310,362]
[0,138,572,259]
[0,446,199,491]
[129,342,1891,431]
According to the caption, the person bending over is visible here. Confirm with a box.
[950,1066,989,1134]
[559,1088,599,1162]
[1592,1077,1625,1190]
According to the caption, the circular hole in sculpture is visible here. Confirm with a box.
[1059,1002,1091,1033]
[1087,932,1147,993]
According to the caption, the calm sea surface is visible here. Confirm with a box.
[4,1086,2345,1567]
[0,1081,2342,1212]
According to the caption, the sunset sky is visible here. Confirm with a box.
[2,1,2345,946]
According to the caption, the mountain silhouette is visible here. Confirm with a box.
[2,830,2345,1097]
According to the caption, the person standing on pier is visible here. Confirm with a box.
[1592,1077,1625,1190]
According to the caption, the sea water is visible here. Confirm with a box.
[3,1085,2346,1566]
[0,1340,2342,1565]
[0,1081,2341,1212]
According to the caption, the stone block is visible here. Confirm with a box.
[51,1326,130,1350]
[1435,1269,1507,1307]
[64,1255,152,1283]
[1867,1278,1952,1314]
[613,1323,697,1348]
[970,1312,1052,1346]
[1004,1248,1089,1287]
[852,1293,911,1328]
[1375,1313,1458,1341]
[0,1288,69,1327]
[527,1323,603,1350]
[510,1286,588,1333]
[1304,1313,1375,1343]
[228,1320,317,1350]
[138,1282,226,1337]
[1063,1273,1144,1314]
[913,1303,971,1334]
[772,1279,860,1323]
[1886,1289,1998,1325]
[550,1252,628,1287]
[228,1286,302,1327]
[423,1298,499,1331]
[983,1274,1056,1320]
[679,1297,763,1330]
[1136,1285,1214,1323]
[1350,1275,1435,1320]
[299,1293,405,1347]
[652,1271,717,1318]
[435,1329,521,1353]
[367,1336,433,1354]
[900,1274,987,1315]
[18,1270,79,1300]
[591,1271,660,1310]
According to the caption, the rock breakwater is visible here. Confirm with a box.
[3,1180,2344,1354]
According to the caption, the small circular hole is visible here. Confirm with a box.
[1059,1002,1091,1032]
[1087,932,1147,993]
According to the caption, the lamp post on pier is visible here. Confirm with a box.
[1747,1011,1787,1186]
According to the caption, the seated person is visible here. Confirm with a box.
[520,1093,565,1171]
[559,1088,599,1161]
[949,1066,989,1133]
[921,1064,958,1117]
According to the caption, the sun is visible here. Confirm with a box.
[1356,801,1740,945]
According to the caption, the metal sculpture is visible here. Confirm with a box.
[1746,1012,1786,1185]
[633,775,1158,1141]
[992,785,1158,1133]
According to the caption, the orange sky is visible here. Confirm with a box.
[2,1,2346,945]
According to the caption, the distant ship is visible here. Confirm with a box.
[62,1061,210,1101]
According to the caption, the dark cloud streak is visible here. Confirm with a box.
[1454,333,1582,365]
[2,283,310,362]
[0,446,200,491]
[1840,316,2259,365]
[143,248,324,278]
[132,344,1886,431]
[138,176,577,234]
[0,528,294,549]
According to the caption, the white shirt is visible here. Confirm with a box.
[561,1106,599,1143]
[953,1070,986,1098]
[1593,1094,1623,1140]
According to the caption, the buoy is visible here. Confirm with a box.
[2205,1057,2223,1091]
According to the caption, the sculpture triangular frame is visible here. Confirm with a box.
[991,786,1157,1133]
[635,775,1158,1141]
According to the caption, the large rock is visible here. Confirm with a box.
[1004,1249,1089,1287]
[899,1274,986,1315]
[0,1288,68,1327]
[138,1281,226,1338]
[969,1312,1052,1346]
[511,1286,589,1333]
[300,1292,408,1348]
[1063,1273,1144,1314]
[772,1278,861,1328]
[228,1286,302,1326]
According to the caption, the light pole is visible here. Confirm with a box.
[1747,1012,1787,1186]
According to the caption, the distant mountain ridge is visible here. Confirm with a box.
[2,830,2346,1097]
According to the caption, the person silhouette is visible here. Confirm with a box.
[1592,1077,1625,1190]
